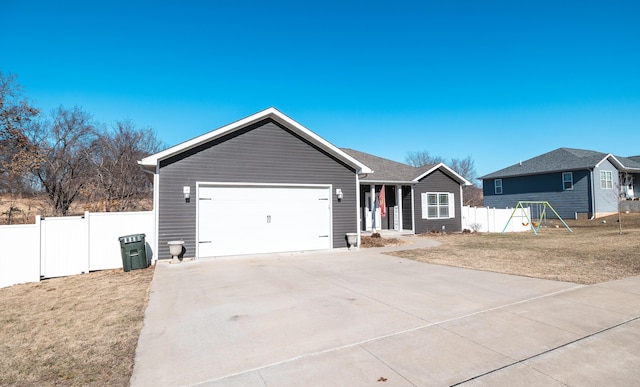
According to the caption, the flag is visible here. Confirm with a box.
[379,185,386,217]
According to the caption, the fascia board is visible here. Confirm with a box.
[414,163,472,186]
[138,108,276,167]
[358,179,415,184]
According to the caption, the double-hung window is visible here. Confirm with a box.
[421,192,455,219]
[600,171,613,189]
[495,179,503,194]
[562,172,573,190]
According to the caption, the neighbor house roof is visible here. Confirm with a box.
[481,147,640,179]
[614,155,640,172]
[628,156,640,164]
[139,108,373,175]
[341,148,471,185]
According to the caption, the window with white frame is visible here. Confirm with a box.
[495,179,503,194]
[600,171,613,189]
[562,172,573,190]
[421,192,455,219]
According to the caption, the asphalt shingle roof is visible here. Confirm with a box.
[341,148,437,182]
[616,155,640,170]
[481,147,640,179]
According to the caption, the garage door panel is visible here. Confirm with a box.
[198,185,331,257]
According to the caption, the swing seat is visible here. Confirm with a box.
[522,222,529,227]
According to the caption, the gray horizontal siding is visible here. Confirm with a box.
[402,185,412,230]
[593,159,620,215]
[157,119,357,258]
[483,170,592,218]
[413,170,462,233]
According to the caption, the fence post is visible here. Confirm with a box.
[35,215,42,282]
[85,211,91,272]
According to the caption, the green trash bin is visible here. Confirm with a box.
[118,234,148,272]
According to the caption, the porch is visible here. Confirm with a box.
[359,184,414,232]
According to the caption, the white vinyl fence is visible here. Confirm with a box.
[1,211,154,289]
[461,206,531,233]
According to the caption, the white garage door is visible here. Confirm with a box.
[197,185,332,257]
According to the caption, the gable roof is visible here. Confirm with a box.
[139,108,372,174]
[341,148,471,185]
[482,147,640,179]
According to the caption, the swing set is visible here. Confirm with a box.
[502,201,573,235]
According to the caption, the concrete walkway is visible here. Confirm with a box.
[131,237,640,386]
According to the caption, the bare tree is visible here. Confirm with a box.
[405,150,444,167]
[405,150,482,206]
[0,72,41,195]
[617,172,633,235]
[88,120,163,211]
[463,185,483,206]
[29,106,99,216]
[450,156,478,184]
[0,72,42,223]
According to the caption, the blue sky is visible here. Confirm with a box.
[2,0,639,179]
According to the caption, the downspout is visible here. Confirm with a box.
[356,172,361,247]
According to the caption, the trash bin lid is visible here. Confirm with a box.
[118,234,145,243]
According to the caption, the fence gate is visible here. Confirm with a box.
[40,216,89,279]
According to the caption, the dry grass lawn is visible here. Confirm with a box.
[388,213,640,284]
[0,267,154,386]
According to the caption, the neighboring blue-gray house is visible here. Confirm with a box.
[139,108,470,259]
[482,148,640,219]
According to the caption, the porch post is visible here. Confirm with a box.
[370,184,376,232]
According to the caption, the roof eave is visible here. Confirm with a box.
[358,179,415,184]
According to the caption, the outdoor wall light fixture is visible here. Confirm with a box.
[183,186,190,203]
[336,188,343,202]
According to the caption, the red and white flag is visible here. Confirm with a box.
[379,185,386,217]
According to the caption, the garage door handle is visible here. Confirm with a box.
[319,235,329,238]
[199,241,212,244]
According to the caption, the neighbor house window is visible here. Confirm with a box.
[495,179,503,194]
[562,172,573,190]
[600,171,613,189]
[421,192,455,219]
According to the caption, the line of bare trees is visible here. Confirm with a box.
[0,72,163,222]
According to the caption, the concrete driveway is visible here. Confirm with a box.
[131,238,640,386]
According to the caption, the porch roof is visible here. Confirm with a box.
[341,148,470,186]
[341,148,429,182]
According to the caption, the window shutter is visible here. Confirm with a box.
[448,193,455,218]
[421,193,428,219]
